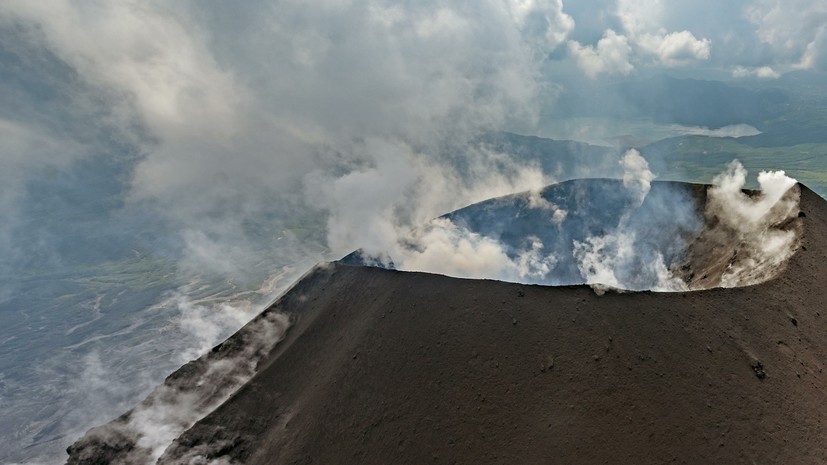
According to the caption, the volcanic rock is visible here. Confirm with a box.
[67,182,827,465]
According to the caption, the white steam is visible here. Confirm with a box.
[173,295,260,363]
[710,161,798,227]
[132,313,290,463]
[393,218,517,279]
[573,232,688,292]
[366,151,802,293]
[0,0,562,280]
[346,149,691,291]
[0,1,812,462]
[388,218,560,282]
[572,157,801,291]
[527,189,569,224]
[311,139,555,260]
[69,310,290,464]
[517,237,561,279]
[620,148,654,203]
[2,2,570,461]
[707,160,800,287]
[573,149,686,291]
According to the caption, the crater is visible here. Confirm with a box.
[345,170,802,292]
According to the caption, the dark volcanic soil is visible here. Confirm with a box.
[69,184,827,465]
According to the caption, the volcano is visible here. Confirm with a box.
[67,180,826,465]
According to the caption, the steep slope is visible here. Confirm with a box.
[69,184,826,465]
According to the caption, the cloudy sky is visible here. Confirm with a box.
[562,0,827,77]
[1,0,825,273]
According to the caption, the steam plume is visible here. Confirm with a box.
[704,160,800,287]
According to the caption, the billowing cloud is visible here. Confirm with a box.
[0,1,560,460]
[637,30,711,66]
[615,0,662,34]
[615,0,711,67]
[746,0,827,70]
[0,0,555,276]
[796,26,827,70]
[568,29,634,78]
[732,65,781,79]
[559,0,827,76]
[565,0,713,76]
[508,0,575,53]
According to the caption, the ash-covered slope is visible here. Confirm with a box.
[68,183,825,465]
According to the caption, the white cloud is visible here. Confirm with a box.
[732,65,781,79]
[681,124,763,138]
[564,0,713,76]
[0,0,556,275]
[795,26,827,70]
[568,29,634,78]
[612,0,712,68]
[637,30,711,66]
[616,0,663,36]
[0,1,241,139]
[507,0,575,53]
[746,0,827,70]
